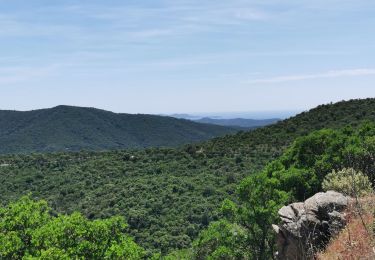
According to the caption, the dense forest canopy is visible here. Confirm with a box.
[1,98,375,255]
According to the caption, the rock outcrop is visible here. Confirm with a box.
[273,191,349,259]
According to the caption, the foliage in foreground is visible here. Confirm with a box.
[0,196,144,259]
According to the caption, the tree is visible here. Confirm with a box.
[0,196,144,259]
[236,173,289,259]
[192,219,249,260]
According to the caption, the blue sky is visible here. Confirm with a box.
[0,0,374,114]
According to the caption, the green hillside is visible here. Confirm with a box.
[188,122,375,259]
[0,98,375,254]
[0,105,236,154]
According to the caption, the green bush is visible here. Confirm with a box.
[192,220,249,259]
[322,168,373,197]
[0,196,144,259]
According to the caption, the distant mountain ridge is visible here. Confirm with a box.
[0,105,237,154]
[168,110,298,121]
[195,117,280,129]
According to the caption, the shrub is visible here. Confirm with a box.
[322,168,373,197]
[0,196,144,259]
[192,220,249,259]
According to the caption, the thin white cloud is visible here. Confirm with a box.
[0,14,84,38]
[0,65,60,85]
[49,2,273,38]
[247,69,375,84]
[130,29,174,39]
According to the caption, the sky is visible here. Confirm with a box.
[0,0,374,115]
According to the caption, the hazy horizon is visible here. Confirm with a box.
[0,103,300,119]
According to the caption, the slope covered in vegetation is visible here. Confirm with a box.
[0,98,375,255]
[0,105,236,154]
[184,123,375,259]
[185,122,375,259]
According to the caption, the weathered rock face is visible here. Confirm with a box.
[273,191,349,260]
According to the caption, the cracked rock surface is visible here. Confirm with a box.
[273,191,348,260]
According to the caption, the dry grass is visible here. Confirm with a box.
[317,195,375,260]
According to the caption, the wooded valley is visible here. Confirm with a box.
[0,99,375,258]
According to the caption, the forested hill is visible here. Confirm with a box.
[202,98,375,156]
[0,105,237,154]
[0,98,374,254]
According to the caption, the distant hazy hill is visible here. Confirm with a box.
[195,117,279,129]
[0,105,237,154]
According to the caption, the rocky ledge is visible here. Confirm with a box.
[273,191,349,259]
